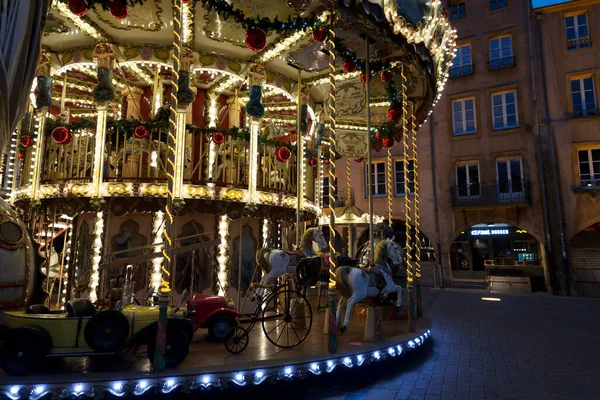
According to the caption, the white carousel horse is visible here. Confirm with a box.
[335,238,404,333]
[254,227,328,298]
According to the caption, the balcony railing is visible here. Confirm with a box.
[567,37,591,50]
[452,180,531,208]
[450,64,474,77]
[489,56,515,70]
[568,108,599,119]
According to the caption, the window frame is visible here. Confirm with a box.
[488,35,513,69]
[565,12,591,50]
[495,156,524,195]
[455,161,481,198]
[452,97,477,136]
[577,148,600,187]
[451,43,473,77]
[450,1,467,21]
[491,90,519,130]
[393,159,415,197]
[570,75,597,115]
[322,176,338,207]
[364,161,387,198]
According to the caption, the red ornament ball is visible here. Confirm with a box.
[134,125,149,139]
[212,131,225,145]
[323,158,330,165]
[182,0,192,3]
[375,132,382,141]
[387,107,402,121]
[343,59,356,73]
[51,126,72,145]
[360,72,371,83]
[276,146,291,163]
[382,136,395,148]
[68,0,88,17]
[354,157,364,163]
[20,135,33,148]
[312,27,327,42]
[308,157,318,168]
[245,28,267,52]
[110,0,128,19]
[18,152,24,161]
[380,71,393,83]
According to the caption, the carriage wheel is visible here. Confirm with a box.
[224,326,249,354]
[261,288,312,349]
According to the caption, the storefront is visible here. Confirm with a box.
[450,223,540,280]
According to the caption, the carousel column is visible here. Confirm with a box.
[206,93,219,181]
[411,106,423,317]
[245,64,265,214]
[326,13,338,354]
[31,51,52,201]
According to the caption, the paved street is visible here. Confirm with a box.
[192,288,600,400]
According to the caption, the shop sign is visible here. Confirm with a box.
[470,229,509,236]
[336,130,369,159]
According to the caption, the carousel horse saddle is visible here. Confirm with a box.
[367,267,387,291]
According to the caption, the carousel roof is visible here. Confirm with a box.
[41,0,455,130]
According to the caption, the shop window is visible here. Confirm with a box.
[578,148,600,187]
[489,35,514,69]
[452,98,476,135]
[322,176,338,206]
[364,162,386,197]
[456,162,480,197]
[451,44,473,77]
[566,13,591,50]
[571,76,597,117]
[492,90,518,130]
[489,0,507,11]
[450,2,467,20]
[394,160,414,196]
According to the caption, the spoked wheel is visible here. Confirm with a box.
[262,288,312,349]
[224,326,249,354]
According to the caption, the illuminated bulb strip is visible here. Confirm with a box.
[70,112,97,118]
[92,107,108,197]
[126,64,154,86]
[182,1,194,45]
[5,132,17,199]
[248,120,260,203]
[262,117,295,124]
[264,104,296,111]
[52,1,107,41]
[217,215,230,296]
[0,330,432,397]
[308,71,360,87]
[61,97,95,105]
[324,123,369,131]
[371,101,391,108]
[262,219,269,248]
[151,211,165,292]
[29,117,40,186]
[257,29,312,63]
[211,75,244,94]
[60,221,74,310]
[88,212,104,303]
[207,96,218,180]
[54,80,93,94]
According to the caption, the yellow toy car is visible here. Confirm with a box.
[0,298,193,376]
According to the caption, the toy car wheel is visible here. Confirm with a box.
[84,310,129,352]
[224,326,249,354]
[146,327,189,368]
[208,315,237,342]
[0,326,51,375]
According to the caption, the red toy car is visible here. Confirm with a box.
[185,294,238,341]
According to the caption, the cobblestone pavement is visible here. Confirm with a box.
[191,288,600,400]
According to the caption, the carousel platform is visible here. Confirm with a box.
[0,296,432,399]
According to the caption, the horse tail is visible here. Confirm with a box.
[335,266,352,300]
[255,248,271,275]
[296,258,308,287]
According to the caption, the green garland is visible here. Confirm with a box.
[63,0,151,11]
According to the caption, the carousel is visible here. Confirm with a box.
[0,0,455,397]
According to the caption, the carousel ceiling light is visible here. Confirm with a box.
[126,63,154,86]
[255,371,264,379]
[52,1,108,41]
[73,384,83,393]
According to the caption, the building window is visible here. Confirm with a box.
[566,13,591,50]
[489,0,507,11]
[489,35,514,69]
[394,160,415,196]
[451,44,473,77]
[492,91,518,130]
[578,148,600,187]
[452,98,476,135]
[365,162,386,197]
[450,2,467,20]
[496,157,524,196]
[456,162,480,198]
[322,176,338,206]
[571,76,597,117]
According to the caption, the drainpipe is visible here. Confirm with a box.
[536,13,572,296]
[429,112,444,288]
[527,8,554,293]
